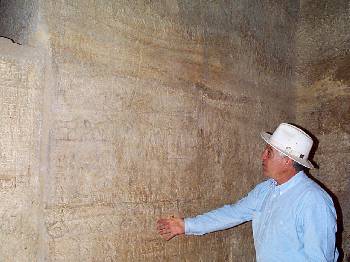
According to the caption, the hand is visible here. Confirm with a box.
[156,216,185,241]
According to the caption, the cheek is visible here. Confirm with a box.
[268,161,277,169]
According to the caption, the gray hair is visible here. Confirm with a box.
[277,150,305,172]
[292,160,305,172]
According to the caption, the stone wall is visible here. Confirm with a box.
[1,0,297,261]
[0,38,43,261]
[296,0,350,260]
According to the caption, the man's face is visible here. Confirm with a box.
[261,145,286,180]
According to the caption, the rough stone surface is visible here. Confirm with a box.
[3,0,348,261]
[0,38,43,261]
[296,0,350,260]
[37,2,295,261]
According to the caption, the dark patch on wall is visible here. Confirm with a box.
[174,0,299,79]
[0,0,38,44]
[334,52,350,85]
[297,50,350,85]
[315,97,350,134]
[301,0,348,24]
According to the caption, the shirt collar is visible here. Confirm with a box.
[272,171,306,195]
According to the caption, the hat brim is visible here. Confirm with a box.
[260,132,315,169]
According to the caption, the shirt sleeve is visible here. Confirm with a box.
[184,181,269,235]
[300,190,338,262]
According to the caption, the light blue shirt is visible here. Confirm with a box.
[185,171,338,261]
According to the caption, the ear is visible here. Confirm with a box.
[284,157,293,167]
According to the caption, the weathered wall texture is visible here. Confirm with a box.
[1,0,297,261]
[0,38,43,261]
[296,0,350,260]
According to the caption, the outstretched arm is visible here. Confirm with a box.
[157,180,270,239]
[184,197,257,235]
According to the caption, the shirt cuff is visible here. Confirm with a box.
[184,218,192,235]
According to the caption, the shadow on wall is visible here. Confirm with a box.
[0,0,38,45]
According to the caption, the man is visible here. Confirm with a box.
[157,123,339,261]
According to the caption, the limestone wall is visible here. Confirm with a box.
[0,1,297,261]
[296,0,350,260]
[0,38,43,261]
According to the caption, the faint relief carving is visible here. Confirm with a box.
[47,221,68,239]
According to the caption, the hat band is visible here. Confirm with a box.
[270,139,308,160]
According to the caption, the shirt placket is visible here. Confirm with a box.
[258,185,280,246]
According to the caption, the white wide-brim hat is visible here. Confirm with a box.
[260,123,315,169]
